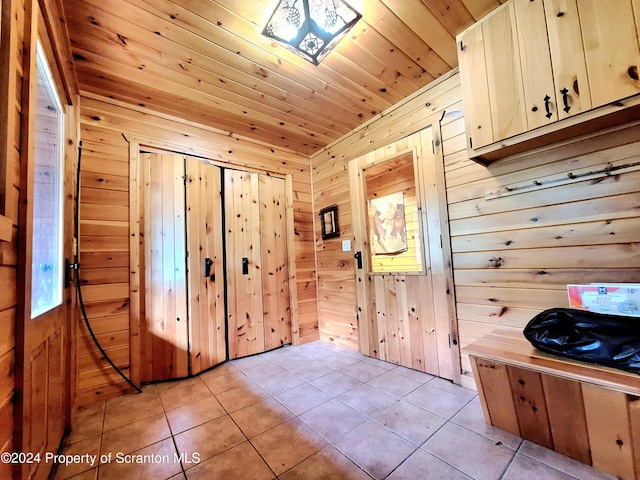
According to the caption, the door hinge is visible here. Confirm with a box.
[469,137,473,149]
[431,140,435,153]
[448,333,451,348]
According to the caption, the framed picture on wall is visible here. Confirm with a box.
[320,204,339,240]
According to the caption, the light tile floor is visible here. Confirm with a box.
[53,340,616,480]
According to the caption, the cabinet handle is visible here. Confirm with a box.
[544,95,552,119]
[560,88,570,113]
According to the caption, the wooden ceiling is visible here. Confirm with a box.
[63,0,505,155]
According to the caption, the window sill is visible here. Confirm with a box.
[0,215,12,242]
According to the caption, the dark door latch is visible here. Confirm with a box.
[354,251,363,269]
[242,257,249,275]
[204,257,213,280]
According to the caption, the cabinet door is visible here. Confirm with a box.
[458,24,494,149]
[544,0,592,119]
[577,0,640,108]
[482,2,527,142]
[514,0,559,128]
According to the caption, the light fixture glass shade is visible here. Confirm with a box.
[263,0,362,65]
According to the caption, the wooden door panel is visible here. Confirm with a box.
[544,0,592,118]
[416,275,438,373]
[458,22,494,149]
[482,2,527,142]
[582,384,636,479]
[226,171,291,359]
[577,0,640,108]
[28,340,48,464]
[141,153,189,382]
[514,0,559,128]
[226,170,265,359]
[541,375,591,465]
[186,158,225,374]
[259,175,291,351]
[406,276,427,372]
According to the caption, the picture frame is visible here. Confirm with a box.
[320,204,339,240]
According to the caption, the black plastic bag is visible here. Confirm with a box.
[523,308,640,373]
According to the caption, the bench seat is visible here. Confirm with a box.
[465,329,640,480]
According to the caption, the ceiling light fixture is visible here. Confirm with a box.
[262,0,362,66]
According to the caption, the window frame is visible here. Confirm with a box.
[30,39,65,319]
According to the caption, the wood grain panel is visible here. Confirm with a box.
[225,169,265,359]
[458,16,493,149]
[482,2,526,142]
[582,384,636,479]
[471,358,520,436]
[260,175,292,351]
[513,0,558,128]
[507,366,553,448]
[185,157,226,374]
[140,153,188,382]
[542,374,591,464]
[543,0,592,118]
[577,0,640,108]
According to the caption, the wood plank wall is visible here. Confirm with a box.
[311,71,640,390]
[76,94,318,406]
[446,117,640,389]
[0,0,24,474]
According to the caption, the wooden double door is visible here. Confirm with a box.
[139,153,291,382]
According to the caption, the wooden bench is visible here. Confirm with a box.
[464,329,640,480]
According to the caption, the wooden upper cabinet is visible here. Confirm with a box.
[457,0,640,163]
[577,0,640,108]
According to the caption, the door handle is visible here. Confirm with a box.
[204,258,213,279]
[354,251,363,269]
[242,257,249,275]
